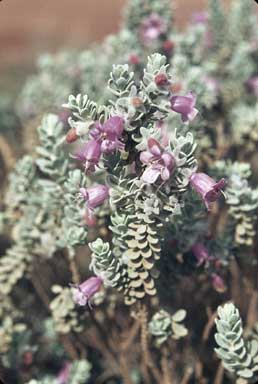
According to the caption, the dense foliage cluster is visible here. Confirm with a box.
[1,0,258,383]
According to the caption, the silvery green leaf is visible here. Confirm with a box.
[172,309,187,322]
[237,368,254,379]
[172,322,188,338]
[215,333,231,349]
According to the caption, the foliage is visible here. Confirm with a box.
[215,303,258,382]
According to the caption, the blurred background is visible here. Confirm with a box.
[0,0,210,94]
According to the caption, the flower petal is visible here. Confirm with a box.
[140,151,155,164]
[141,166,160,184]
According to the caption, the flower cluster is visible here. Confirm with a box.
[139,13,167,46]
[140,138,175,184]
[72,116,125,173]
[64,56,226,308]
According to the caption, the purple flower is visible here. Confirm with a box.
[246,76,258,97]
[71,276,103,307]
[140,138,175,184]
[191,11,208,24]
[90,116,124,154]
[79,184,109,210]
[139,13,167,45]
[79,185,109,228]
[190,172,226,210]
[211,273,226,293]
[170,91,198,123]
[191,243,213,265]
[57,362,71,384]
[74,139,101,173]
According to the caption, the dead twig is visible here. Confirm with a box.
[202,307,217,342]
[139,304,163,383]
[246,290,258,329]
[214,363,224,384]
[31,267,79,360]
[0,134,16,171]
[67,254,80,284]
[120,319,141,351]
[180,367,193,384]
[161,346,172,384]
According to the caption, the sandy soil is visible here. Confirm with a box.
[0,0,207,72]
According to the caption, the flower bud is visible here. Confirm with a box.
[155,73,169,87]
[66,127,79,143]
[132,97,144,108]
[129,53,140,65]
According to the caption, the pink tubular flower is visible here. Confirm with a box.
[90,116,125,154]
[211,273,226,293]
[246,76,258,97]
[57,362,71,384]
[71,276,103,307]
[170,91,198,123]
[191,243,212,265]
[190,172,226,210]
[139,13,167,45]
[79,184,109,210]
[191,11,208,24]
[74,139,101,172]
[140,138,175,184]
[79,185,109,228]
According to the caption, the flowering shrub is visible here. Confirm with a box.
[1,0,258,383]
